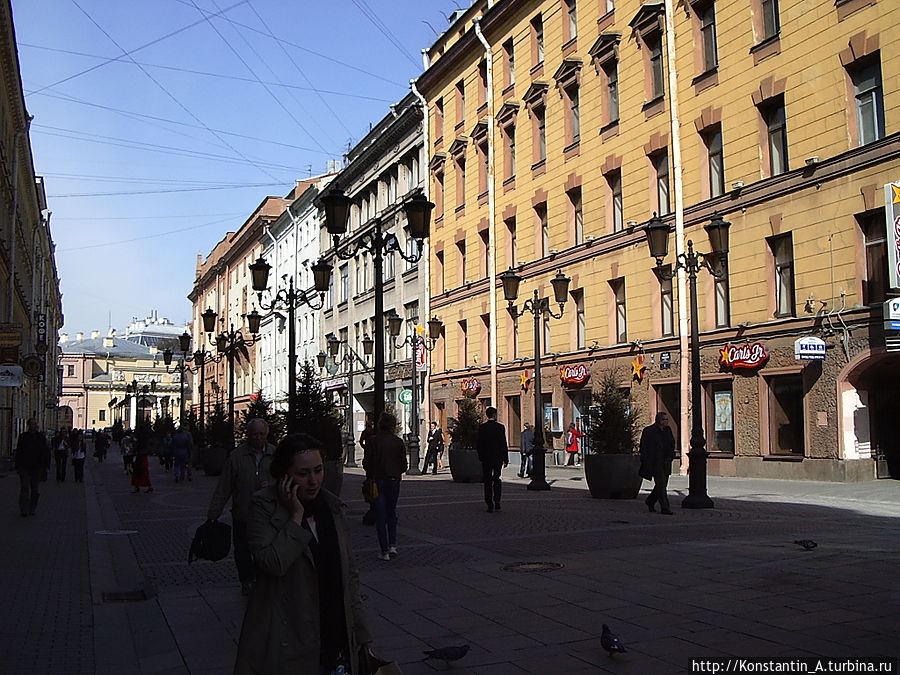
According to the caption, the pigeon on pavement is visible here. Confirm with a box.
[423,644,470,664]
[794,539,818,551]
[601,624,627,657]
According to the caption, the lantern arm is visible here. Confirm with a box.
[331,339,370,370]
[392,332,437,353]
[661,239,728,280]
[506,289,566,321]
[330,230,376,261]
[696,248,728,279]
[385,231,425,264]
[256,280,324,314]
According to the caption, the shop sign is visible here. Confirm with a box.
[660,352,672,370]
[415,336,428,372]
[560,363,590,385]
[0,365,24,387]
[884,181,900,290]
[883,298,900,331]
[21,354,44,377]
[460,377,482,397]
[398,389,413,405]
[718,342,769,370]
[794,336,826,360]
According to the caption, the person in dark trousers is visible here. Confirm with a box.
[94,429,109,462]
[52,427,69,482]
[639,412,677,515]
[70,429,86,483]
[363,412,408,561]
[518,422,535,478]
[15,418,50,517]
[477,407,509,512]
[422,421,443,475]
[207,418,276,595]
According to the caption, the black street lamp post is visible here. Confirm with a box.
[499,268,571,491]
[249,256,331,434]
[645,212,731,509]
[200,307,262,446]
[320,333,373,468]
[388,313,443,475]
[162,331,193,424]
[319,188,434,426]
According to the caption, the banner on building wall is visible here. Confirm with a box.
[415,336,428,372]
[884,181,900,290]
[718,342,769,371]
[0,366,24,387]
[794,336,826,360]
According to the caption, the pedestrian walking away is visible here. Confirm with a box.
[120,431,135,474]
[477,407,509,512]
[52,427,69,482]
[363,412,407,561]
[94,428,109,463]
[422,421,443,475]
[15,418,50,517]
[234,432,374,675]
[171,425,193,483]
[564,422,584,466]
[518,422,535,478]
[206,418,275,595]
[70,429,86,483]
[130,424,154,494]
[639,412,677,515]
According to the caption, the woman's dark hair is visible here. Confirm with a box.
[376,412,397,434]
[269,433,325,478]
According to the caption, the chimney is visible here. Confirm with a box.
[103,336,114,348]
[60,333,68,344]
[150,346,158,355]
[76,332,84,342]
[91,330,100,340]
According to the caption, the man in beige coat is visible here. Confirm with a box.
[207,418,275,595]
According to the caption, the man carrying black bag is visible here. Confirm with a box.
[639,412,676,515]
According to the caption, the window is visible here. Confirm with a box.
[769,234,794,317]
[568,186,584,244]
[435,98,444,141]
[510,312,519,359]
[849,57,885,146]
[536,202,549,257]
[760,0,779,40]
[384,249,395,280]
[327,273,335,308]
[67,364,75,377]
[480,229,490,278]
[648,33,664,99]
[339,264,349,303]
[767,373,803,455]
[456,79,465,128]
[565,83,580,145]
[705,380,734,453]
[656,266,674,336]
[697,1,718,72]
[543,313,551,354]
[457,240,467,285]
[858,211,888,304]
[534,104,547,163]
[531,14,544,65]
[607,169,623,232]
[505,124,516,179]
[654,151,671,215]
[760,96,788,176]
[610,277,627,343]
[481,313,491,363]
[435,250,445,291]
[703,125,725,197]
[433,167,445,220]
[458,320,468,368]
[572,288,586,349]
[565,0,578,41]
[99,409,106,422]
[504,39,515,88]
[455,154,466,208]
[715,256,730,327]
[505,216,517,267]
[603,58,619,124]
[478,60,488,107]
[476,137,488,195]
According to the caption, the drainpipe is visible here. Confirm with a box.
[410,78,431,436]
[662,0,690,472]
[474,16,498,409]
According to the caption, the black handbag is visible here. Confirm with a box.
[188,520,232,563]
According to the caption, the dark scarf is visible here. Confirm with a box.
[302,493,348,669]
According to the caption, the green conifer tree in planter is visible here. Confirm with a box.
[583,370,643,498]
[448,397,484,483]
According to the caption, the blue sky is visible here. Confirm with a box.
[12,0,457,335]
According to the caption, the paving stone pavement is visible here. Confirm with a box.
[1,445,899,674]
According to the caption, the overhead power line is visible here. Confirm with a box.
[349,0,421,68]
[55,214,242,252]
[50,183,288,198]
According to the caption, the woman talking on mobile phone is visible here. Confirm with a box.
[234,433,373,675]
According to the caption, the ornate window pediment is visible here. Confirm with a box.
[589,33,622,65]
[629,2,664,36]
[470,119,489,143]
[524,81,550,109]
[553,57,583,89]
[429,152,447,173]
[449,137,468,159]
[496,101,520,128]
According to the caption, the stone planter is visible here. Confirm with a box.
[449,443,482,483]
[583,453,643,499]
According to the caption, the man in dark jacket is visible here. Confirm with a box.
[639,412,677,515]
[476,407,508,512]
[518,423,535,478]
[422,422,443,475]
[15,418,50,517]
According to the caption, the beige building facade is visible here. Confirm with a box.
[418,0,900,480]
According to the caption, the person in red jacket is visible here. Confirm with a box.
[564,422,584,466]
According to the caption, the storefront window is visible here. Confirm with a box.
[654,383,680,450]
[704,380,734,453]
[767,373,804,455]
[506,395,521,446]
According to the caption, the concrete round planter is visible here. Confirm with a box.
[583,453,643,499]
[449,443,482,483]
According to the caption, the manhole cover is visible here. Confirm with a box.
[102,590,147,603]
[502,562,564,573]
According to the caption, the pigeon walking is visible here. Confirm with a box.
[794,539,818,551]
[423,644,470,664]
[601,624,627,657]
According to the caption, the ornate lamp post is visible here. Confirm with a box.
[320,333,373,467]
[162,331,192,424]
[499,268,571,491]
[388,313,443,475]
[249,255,331,433]
[645,212,731,509]
[199,307,262,445]
[191,348,217,447]
[319,188,434,425]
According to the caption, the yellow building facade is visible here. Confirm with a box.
[418,0,900,480]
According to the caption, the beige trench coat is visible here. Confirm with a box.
[234,488,371,675]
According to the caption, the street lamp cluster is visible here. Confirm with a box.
[645,212,731,509]
[162,330,193,425]
[317,334,373,467]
